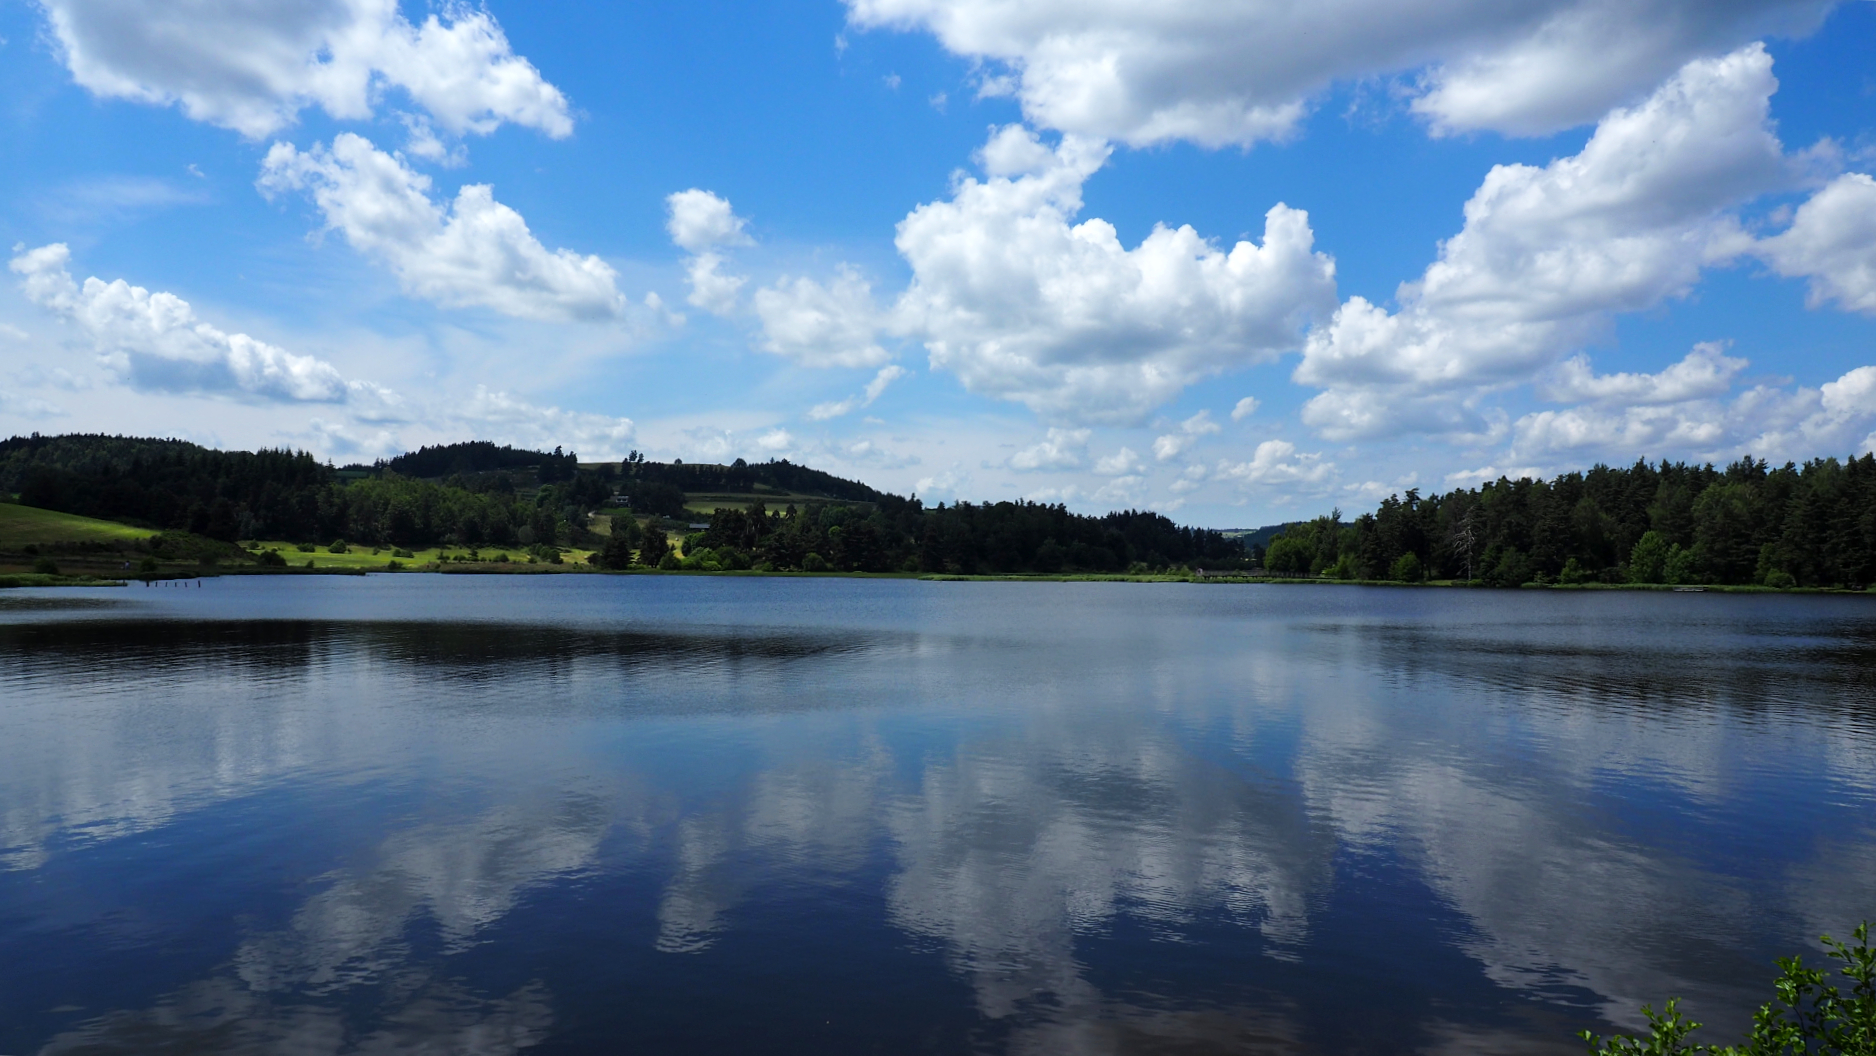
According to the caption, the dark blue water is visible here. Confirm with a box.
[1,576,1873,1055]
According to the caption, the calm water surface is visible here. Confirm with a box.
[1,576,1873,1055]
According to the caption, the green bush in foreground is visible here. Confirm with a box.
[1583,922,1873,1055]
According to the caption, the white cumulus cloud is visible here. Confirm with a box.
[1091,475,1146,506]
[683,254,746,316]
[1169,463,1209,494]
[666,191,754,315]
[398,114,467,167]
[456,387,635,460]
[1008,427,1090,471]
[1296,45,1791,441]
[9,242,394,407]
[1539,343,1747,405]
[1215,440,1333,487]
[1512,402,1731,462]
[259,133,626,321]
[666,189,753,254]
[844,0,1832,146]
[1231,396,1260,421]
[306,416,402,460]
[1152,410,1221,461]
[894,125,1337,425]
[1509,352,1876,465]
[1757,172,1876,315]
[1150,435,1185,462]
[914,466,971,500]
[754,266,890,368]
[7,246,646,460]
[38,0,573,139]
[1093,447,1143,476]
[0,391,68,420]
[808,365,909,420]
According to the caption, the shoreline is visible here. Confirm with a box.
[6,565,1871,594]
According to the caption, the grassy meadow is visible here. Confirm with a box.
[244,542,597,571]
[0,501,608,580]
[0,503,157,548]
[0,503,150,583]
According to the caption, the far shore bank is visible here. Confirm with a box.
[6,564,1872,595]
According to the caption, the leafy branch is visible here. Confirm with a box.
[1583,923,1875,1056]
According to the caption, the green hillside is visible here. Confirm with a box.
[0,503,156,548]
[2,434,1248,575]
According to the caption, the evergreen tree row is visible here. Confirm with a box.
[613,451,884,503]
[381,441,579,482]
[1263,455,1876,588]
[592,496,1246,574]
[0,434,604,547]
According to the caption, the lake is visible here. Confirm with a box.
[1,576,1873,1055]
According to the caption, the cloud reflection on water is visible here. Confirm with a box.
[31,789,606,1056]
[0,585,1872,1054]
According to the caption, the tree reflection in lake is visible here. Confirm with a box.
[0,577,1871,1055]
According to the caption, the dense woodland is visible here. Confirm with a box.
[0,434,1243,573]
[1263,455,1876,588]
[613,498,1247,574]
[0,435,591,548]
[384,441,580,482]
[11,434,1870,585]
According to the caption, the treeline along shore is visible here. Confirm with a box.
[1261,454,1876,589]
[0,434,1242,576]
[3,433,1873,588]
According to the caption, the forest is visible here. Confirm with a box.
[383,441,580,482]
[594,496,1247,574]
[1263,455,1876,589]
[14,433,1867,585]
[0,434,594,549]
[0,434,1244,573]
[377,445,883,518]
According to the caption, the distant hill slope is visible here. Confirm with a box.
[1219,523,1301,550]
[0,503,157,548]
[0,433,239,484]
[612,458,882,503]
[0,433,1246,573]
[377,442,880,504]
[0,433,334,538]
[381,441,578,482]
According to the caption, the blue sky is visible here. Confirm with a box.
[2,0,1874,527]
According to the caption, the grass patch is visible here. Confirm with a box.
[245,542,452,570]
[0,504,156,548]
[243,542,596,571]
[0,573,126,588]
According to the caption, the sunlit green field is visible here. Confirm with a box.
[0,504,157,547]
[244,542,596,569]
